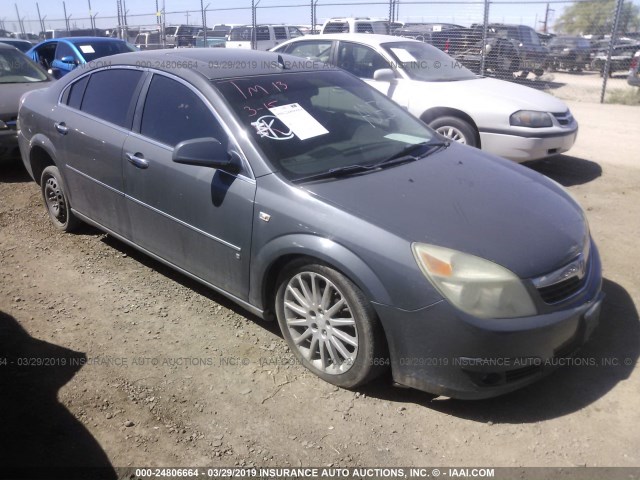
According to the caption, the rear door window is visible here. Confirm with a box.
[80,69,143,128]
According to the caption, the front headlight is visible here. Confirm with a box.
[510,110,553,128]
[412,243,537,319]
[0,120,8,130]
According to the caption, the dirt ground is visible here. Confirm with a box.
[1,94,639,476]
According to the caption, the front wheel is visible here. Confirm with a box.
[275,262,387,389]
[41,166,80,232]
[429,116,478,147]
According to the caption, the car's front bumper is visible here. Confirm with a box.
[373,243,603,400]
[479,127,578,162]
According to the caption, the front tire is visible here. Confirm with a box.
[429,116,478,147]
[275,261,387,389]
[41,166,79,232]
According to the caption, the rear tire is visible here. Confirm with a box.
[40,166,80,232]
[275,261,388,389]
[429,116,478,147]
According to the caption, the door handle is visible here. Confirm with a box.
[125,152,149,169]
[54,122,68,135]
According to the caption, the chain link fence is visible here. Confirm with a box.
[2,0,639,103]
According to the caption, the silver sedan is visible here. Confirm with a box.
[274,34,578,162]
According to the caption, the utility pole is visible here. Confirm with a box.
[540,2,554,34]
[63,1,71,32]
[14,4,25,35]
[185,11,190,25]
[36,3,45,35]
[88,0,95,34]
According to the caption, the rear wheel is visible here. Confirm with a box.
[275,261,387,389]
[41,166,79,232]
[429,116,478,147]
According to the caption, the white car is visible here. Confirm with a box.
[273,34,578,162]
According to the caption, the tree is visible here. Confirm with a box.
[555,0,640,35]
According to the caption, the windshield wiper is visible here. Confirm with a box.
[292,140,450,184]
[385,140,450,162]
[292,156,417,184]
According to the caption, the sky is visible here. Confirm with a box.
[1,0,639,33]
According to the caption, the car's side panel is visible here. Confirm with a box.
[122,134,257,300]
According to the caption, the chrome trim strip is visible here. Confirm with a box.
[65,165,242,252]
[70,209,264,319]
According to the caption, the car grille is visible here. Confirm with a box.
[553,111,574,126]
[532,245,590,304]
[537,275,585,303]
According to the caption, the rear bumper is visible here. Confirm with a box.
[373,244,603,400]
[479,128,577,162]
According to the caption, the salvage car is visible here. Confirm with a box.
[0,43,52,163]
[18,49,603,399]
[27,37,137,78]
[274,34,578,162]
[547,36,591,72]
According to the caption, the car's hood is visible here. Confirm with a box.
[302,144,587,279]
[0,81,51,116]
[404,76,569,116]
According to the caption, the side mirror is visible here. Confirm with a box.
[373,68,396,82]
[60,55,76,64]
[173,137,242,173]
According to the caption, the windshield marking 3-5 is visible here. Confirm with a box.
[215,70,438,182]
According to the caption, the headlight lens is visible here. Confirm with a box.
[510,110,553,128]
[0,120,7,130]
[412,243,537,319]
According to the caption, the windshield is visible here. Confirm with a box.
[381,41,477,81]
[164,27,177,36]
[71,40,137,62]
[214,70,437,182]
[0,49,48,83]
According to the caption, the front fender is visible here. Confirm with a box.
[249,234,393,311]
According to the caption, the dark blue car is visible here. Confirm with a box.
[27,37,137,78]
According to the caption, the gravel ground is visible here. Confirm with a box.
[1,96,639,476]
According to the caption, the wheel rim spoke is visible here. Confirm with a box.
[330,336,351,360]
[287,284,310,309]
[284,300,308,318]
[331,327,358,348]
[294,327,313,345]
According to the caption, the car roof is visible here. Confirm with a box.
[36,37,128,45]
[93,48,336,79]
[281,33,421,46]
[0,42,21,50]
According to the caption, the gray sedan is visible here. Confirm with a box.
[18,49,603,399]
